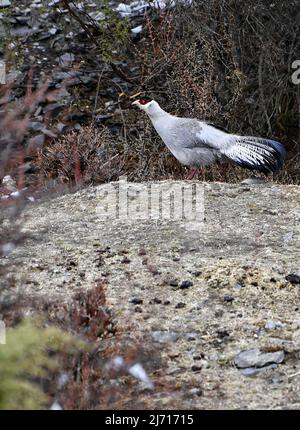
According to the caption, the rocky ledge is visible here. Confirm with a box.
[2,180,300,409]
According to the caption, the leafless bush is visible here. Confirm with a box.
[35,119,187,185]
[0,75,50,179]
[35,125,123,185]
[0,75,52,266]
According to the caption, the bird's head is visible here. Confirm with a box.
[131,96,161,116]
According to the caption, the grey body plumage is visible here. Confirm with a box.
[132,98,286,174]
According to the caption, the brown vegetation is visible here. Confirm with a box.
[34,0,300,184]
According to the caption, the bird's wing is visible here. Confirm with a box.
[173,119,233,150]
[170,118,286,172]
[205,122,231,133]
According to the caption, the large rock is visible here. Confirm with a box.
[235,348,285,369]
[2,180,300,409]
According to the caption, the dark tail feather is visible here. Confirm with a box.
[224,136,286,174]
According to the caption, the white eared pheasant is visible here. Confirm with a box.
[132,96,286,178]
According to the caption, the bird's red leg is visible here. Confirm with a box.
[199,167,206,181]
[186,168,197,180]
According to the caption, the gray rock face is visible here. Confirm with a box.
[0,0,11,7]
[58,52,75,68]
[2,180,300,409]
[239,364,278,376]
[235,348,285,369]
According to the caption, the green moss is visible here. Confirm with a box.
[98,0,129,63]
[0,319,83,410]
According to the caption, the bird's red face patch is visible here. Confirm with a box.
[138,97,152,105]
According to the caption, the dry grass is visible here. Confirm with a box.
[35,125,123,186]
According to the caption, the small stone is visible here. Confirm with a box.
[217,330,230,338]
[2,242,15,256]
[89,11,105,21]
[29,121,43,131]
[169,280,178,287]
[189,387,203,396]
[240,364,277,376]
[180,280,193,289]
[95,114,113,122]
[192,271,202,277]
[2,175,16,191]
[73,123,81,131]
[41,127,57,138]
[56,122,66,133]
[49,28,57,35]
[121,257,131,264]
[58,52,75,68]
[215,310,224,318]
[240,177,266,185]
[149,297,162,304]
[187,332,197,341]
[68,260,77,267]
[104,100,114,108]
[134,306,143,313]
[265,320,284,330]
[152,331,179,343]
[283,232,294,242]
[224,295,234,302]
[286,274,300,284]
[163,300,170,305]
[191,365,202,372]
[130,298,143,305]
[175,302,186,309]
[289,211,300,219]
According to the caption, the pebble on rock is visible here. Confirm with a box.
[286,274,300,285]
[235,348,284,369]
[152,330,179,343]
[130,297,143,305]
[180,280,193,289]
[224,295,234,302]
[240,364,278,376]
[175,302,186,309]
[265,320,285,330]
[169,280,179,287]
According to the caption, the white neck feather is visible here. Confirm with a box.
[145,101,170,120]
